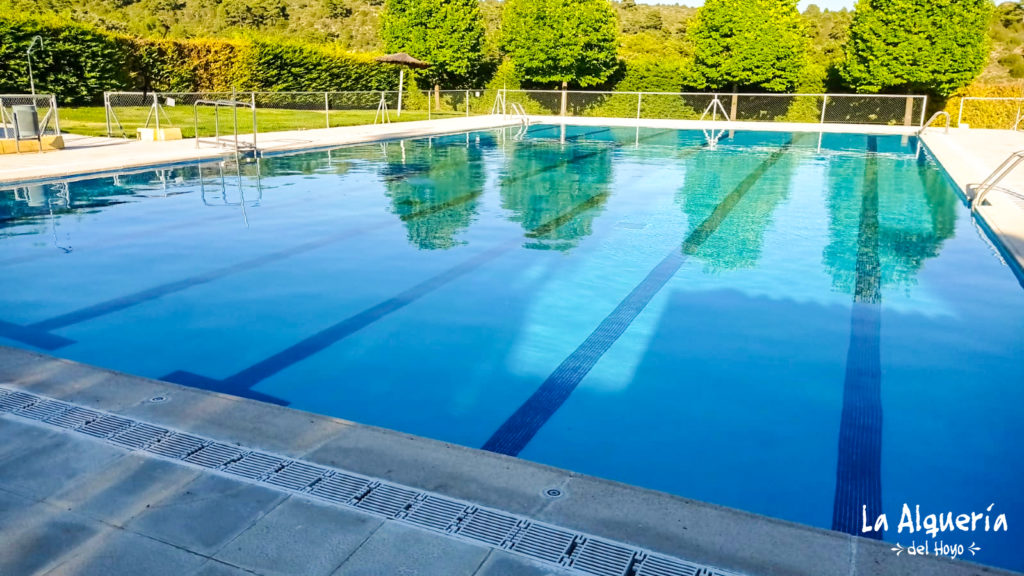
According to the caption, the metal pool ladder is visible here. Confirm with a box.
[968,149,1024,209]
[919,111,950,134]
[193,98,258,153]
[510,103,529,125]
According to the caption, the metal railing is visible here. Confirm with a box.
[920,111,951,134]
[193,98,257,152]
[104,90,500,138]
[956,97,1024,130]
[103,89,931,138]
[0,93,60,139]
[496,90,929,127]
[968,150,1024,209]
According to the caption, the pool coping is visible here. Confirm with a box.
[918,130,1024,283]
[0,345,1016,576]
[0,116,519,186]
[1,116,926,188]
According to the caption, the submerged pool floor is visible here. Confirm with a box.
[1,126,1022,570]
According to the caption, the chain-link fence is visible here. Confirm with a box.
[100,89,930,139]
[104,90,504,138]
[955,97,1024,130]
[497,90,928,127]
[0,94,61,139]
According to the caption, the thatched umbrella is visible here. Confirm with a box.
[374,53,431,117]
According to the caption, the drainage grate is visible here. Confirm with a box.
[109,423,170,449]
[636,555,701,576]
[266,461,328,491]
[184,442,246,469]
[47,407,102,430]
[0,386,744,576]
[403,496,468,532]
[310,472,372,505]
[355,483,418,517]
[16,399,71,421]
[513,522,577,564]
[457,509,520,547]
[79,415,134,439]
[572,539,636,576]
[0,391,38,413]
[147,432,207,459]
[224,452,286,480]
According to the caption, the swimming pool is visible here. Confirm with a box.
[1,125,1022,571]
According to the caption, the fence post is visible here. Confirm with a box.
[920,95,928,128]
[819,94,828,125]
[52,94,61,134]
[560,83,567,116]
[153,93,160,134]
[104,93,112,138]
[251,92,258,152]
[466,90,470,117]
[636,93,643,121]
[324,92,330,129]
[903,95,914,127]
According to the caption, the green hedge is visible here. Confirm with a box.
[0,15,398,105]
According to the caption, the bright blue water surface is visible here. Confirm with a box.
[2,126,1022,570]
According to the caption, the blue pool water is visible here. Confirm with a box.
[2,126,1022,570]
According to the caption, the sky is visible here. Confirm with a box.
[636,0,855,8]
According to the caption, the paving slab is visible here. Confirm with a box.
[190,560,264,576]
[215,496,382,576]
[0,419,125,501]
[537,474,854,576]
[49,451,202,526]
[125,473,287,556]
[302,424,570,517]
[40,525,207,576]
[0,492,106,576]
[329,522,489,576]
[473,551,570,576]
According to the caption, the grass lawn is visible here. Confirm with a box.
[59,106,470,138]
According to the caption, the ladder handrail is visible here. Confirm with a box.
[510,103,529,125]
[919,111,950,134]
[968,149,1024,208]
[193,98,258,152]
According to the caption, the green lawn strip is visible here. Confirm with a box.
[58,107,469,138]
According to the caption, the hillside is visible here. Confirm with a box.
[5,0,1023,93]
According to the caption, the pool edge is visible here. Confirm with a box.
[0,345,1016,576]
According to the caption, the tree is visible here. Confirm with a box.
[842,0,993,96]
[689,0,809,92]
[500,0,619,89]
[380,0,485,99]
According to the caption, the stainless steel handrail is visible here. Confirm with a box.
[193,98,258,152]
[919,111,950,134]
[968,149,1024,208]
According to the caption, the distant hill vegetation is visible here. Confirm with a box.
[2,0,1022,102]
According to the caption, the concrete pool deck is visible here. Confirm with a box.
[0,346,1017,576]
[920,128,1024,274]
[0,116,518,185]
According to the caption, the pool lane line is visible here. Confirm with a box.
[481,138,796,457]
[832,136,884,540]
[155,148,680,403]
[0,130,658,356]
[162,239,520,402]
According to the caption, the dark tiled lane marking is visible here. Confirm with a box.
[832,136,883,539]
[482,140,795,457]
[157,137,659,402]
[162,240,518,402]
